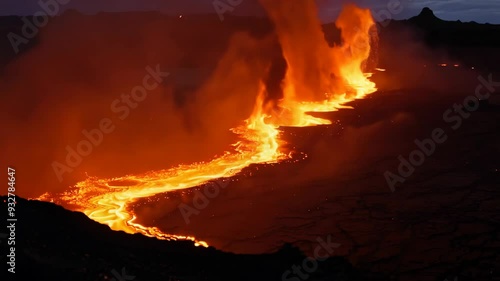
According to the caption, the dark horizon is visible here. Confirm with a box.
[1,0,500,24]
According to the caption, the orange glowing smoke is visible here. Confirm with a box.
[260,2,378,126]
[38,4,378,247]
[38,85,285,248]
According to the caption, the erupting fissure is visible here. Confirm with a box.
[37,4,378,248]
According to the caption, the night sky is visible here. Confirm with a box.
[1,0,499,23]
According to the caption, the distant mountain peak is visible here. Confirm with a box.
[409,7,443,25]
[418,7,436,19]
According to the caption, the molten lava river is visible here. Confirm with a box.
[38,4,379,249]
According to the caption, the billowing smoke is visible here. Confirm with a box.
[259,0,377,105]
[0,13,274,198]
[259,0,340,102]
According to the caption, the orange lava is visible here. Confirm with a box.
[37,4,378,248]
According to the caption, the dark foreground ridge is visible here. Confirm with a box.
[0,196,384,281]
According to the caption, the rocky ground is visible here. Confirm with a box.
[132,67,500,281]
[1,197,384,281]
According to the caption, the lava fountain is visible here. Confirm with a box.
[260,1,378,126]
[37,4,378,248]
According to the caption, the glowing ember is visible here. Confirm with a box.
[37,4,379,247]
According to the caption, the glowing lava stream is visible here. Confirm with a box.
[38,4,378,248]
[40,88,288,247]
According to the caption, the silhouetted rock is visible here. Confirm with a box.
[0,196,384,281]
[417,7,439,20]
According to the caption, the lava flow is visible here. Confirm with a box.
[37,4,378,248]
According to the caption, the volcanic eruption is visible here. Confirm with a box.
[37,2,379,248]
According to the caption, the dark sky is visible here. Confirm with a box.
[1,0,499,23]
